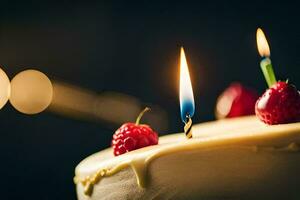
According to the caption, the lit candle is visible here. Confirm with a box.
[256,28,277,87]
[179,47,195,138]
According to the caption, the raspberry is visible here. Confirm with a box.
[111,108,158,156]
[255,81,300,125]
[216,83,258,119]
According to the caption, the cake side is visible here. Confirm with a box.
[76,146,300,200]
[75,116,300,199]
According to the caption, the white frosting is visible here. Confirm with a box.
[75,116,300,199]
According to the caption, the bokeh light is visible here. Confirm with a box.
[0,68,10,109]
[49,81,168,132]
[10,69,53,114]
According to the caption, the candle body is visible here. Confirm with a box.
[260,57,277,87]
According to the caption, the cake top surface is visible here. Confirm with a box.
[76,116,300,178]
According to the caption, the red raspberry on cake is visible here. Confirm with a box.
[112,107,158,156]
[255,81,300,125]
[215,83,258,119]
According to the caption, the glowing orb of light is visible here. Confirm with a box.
[0,68,10,109]
[10,69,53,114]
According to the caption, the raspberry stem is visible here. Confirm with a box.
[136,107,150,125]
[260,57,277,88]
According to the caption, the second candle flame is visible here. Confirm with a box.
[256,28,270,57]
[179,47,195,123]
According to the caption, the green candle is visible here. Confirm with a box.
[260,57,277,87]
[256,28,277,88]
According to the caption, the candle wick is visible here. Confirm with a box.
[184,116,193,139]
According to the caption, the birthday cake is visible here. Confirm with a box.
[74,116,300,199]
[75,29,300,200]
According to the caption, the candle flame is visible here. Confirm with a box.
[256,28,270,57]
[179,47,195,123]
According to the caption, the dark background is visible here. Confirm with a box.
[0,1,299,199]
